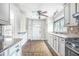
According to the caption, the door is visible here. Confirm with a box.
[32,20,45,40]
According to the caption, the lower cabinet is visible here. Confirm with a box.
[53,36,57,51]
[8,42,21,56]
[0,48,9,56]
[0,51,4,56]
[48,34,54,48]
[48,34,66,56]
[3,49,9,56]
[58,38,65,56]
[55,36,59,52]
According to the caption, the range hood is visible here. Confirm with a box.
[73,12,79,25]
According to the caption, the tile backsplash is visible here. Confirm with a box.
[0,26,2,35]
[68,26,79,35]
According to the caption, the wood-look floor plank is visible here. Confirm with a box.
[22,40,52,56]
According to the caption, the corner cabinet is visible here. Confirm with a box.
[0,3,10,25]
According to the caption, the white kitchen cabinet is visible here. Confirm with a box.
[48,34,66,56]
[8,42,21,56]
[64,3,70,25]
[0,51,4,56]
[0,3,10,25]
[53,35,55,49]
[54,36,59,52]
[53,36,57,50]
[77,3,79,12]
[69,3,77,26]
[47,34,54,48]
[64,3,77,26]
[59,38,65,56]
[47,34,51,46]
[49,35,53,47]
[0,49,9,56]
[3,49,9,56]
[51,35,54,48]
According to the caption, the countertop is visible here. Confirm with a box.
[0,38,22,53]
[50,33,79,38]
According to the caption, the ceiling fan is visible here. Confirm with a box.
[36,10,48,19]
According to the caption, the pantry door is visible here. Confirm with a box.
[32,20,45,40]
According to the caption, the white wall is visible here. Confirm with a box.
[47,17,53,33]
[45,17,54,41]
[10,4,27,38]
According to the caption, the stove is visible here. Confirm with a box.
[65,39,79,56]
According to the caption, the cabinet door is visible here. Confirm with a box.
[50,35,53,47]
[0,3,10,25]
[64,4,70,25]
[48,34,51,46]
[53,35,56,49]
[59,38,65,56]
[51,35,54,48]
[0,51,4,56]
[77,3,79,12]
[55,36,59,52]
[4,49,9,56]
[70,3,77,26]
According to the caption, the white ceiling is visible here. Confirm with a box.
[13,3,64,19]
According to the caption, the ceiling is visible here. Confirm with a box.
[13,3,64,19]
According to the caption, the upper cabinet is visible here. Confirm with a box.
[64,3,78,26]
[77,3,79,12]
[0,3,10,25]
[64,4,70,25]
[69,3,77,26]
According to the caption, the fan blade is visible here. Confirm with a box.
[41,14,48,17]
[42,11,47,13]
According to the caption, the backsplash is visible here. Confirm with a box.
[0,26,2,35]
[68,26,79,35]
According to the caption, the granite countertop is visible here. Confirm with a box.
[0,38,22,53]
[50,33,79,38]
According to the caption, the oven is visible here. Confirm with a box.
[65,45,79,56]
[65,39,79,56]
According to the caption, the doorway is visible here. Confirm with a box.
[28,19,46,40]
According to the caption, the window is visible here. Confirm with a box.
[54,17,67,33]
